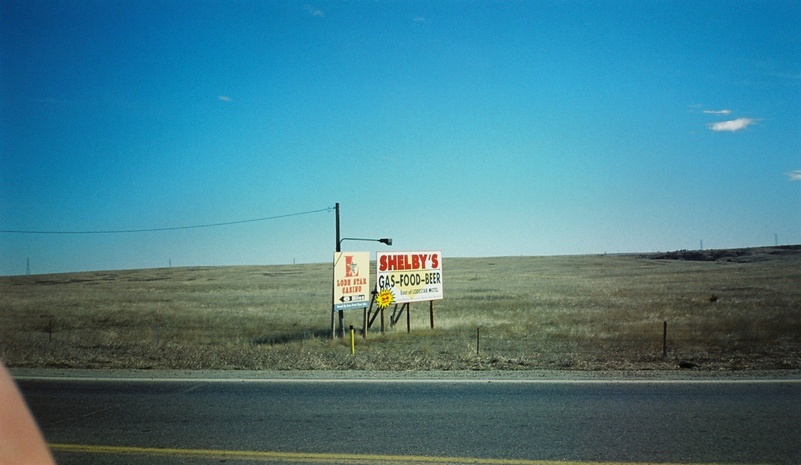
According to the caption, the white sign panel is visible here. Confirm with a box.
[376,251,442,307]
[333,251,371,311]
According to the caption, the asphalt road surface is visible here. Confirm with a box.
[16,375,801,464]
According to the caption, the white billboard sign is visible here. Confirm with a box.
[376,251,442,308]
[333,251,370,311]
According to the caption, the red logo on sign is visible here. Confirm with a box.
[345,255,359,277]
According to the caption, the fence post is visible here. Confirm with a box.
[362,308,367,339]
[662,321,667,358]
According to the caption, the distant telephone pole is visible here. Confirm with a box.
[26,257,31,275]
[700,240,704,251]
[775,233,779,246]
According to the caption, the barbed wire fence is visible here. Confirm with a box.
[4,314,799,369]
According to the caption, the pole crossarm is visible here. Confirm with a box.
[338,237,392,247]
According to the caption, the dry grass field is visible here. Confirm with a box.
[1,246,799,371]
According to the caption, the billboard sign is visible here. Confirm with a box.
[376,251,442,307]
[333,251,370,311]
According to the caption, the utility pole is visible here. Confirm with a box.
[335,203,341,252]
[332,203,343,338]
[26,257,30,275]
[330,202,393,338]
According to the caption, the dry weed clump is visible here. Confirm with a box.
[2,247,800,371]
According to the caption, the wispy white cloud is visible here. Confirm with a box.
[413,16,426,22]
[708,117,757,132]
[703,109,732,115]
[773,71,801,82]
[30,97,73,104]
[305,5,324,17]
[218,95,232,102]
[786,170,801,181]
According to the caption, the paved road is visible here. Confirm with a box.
[16,376,801,464]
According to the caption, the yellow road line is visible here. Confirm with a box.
[49,443,753,465]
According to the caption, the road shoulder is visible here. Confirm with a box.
[11,368,801,382]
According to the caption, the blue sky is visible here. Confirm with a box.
[1,0,800,275]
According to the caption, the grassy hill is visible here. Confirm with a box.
[2,246,800,371]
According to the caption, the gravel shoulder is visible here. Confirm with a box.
[11,368,801,382]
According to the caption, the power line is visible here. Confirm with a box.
[0,206,332,235]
